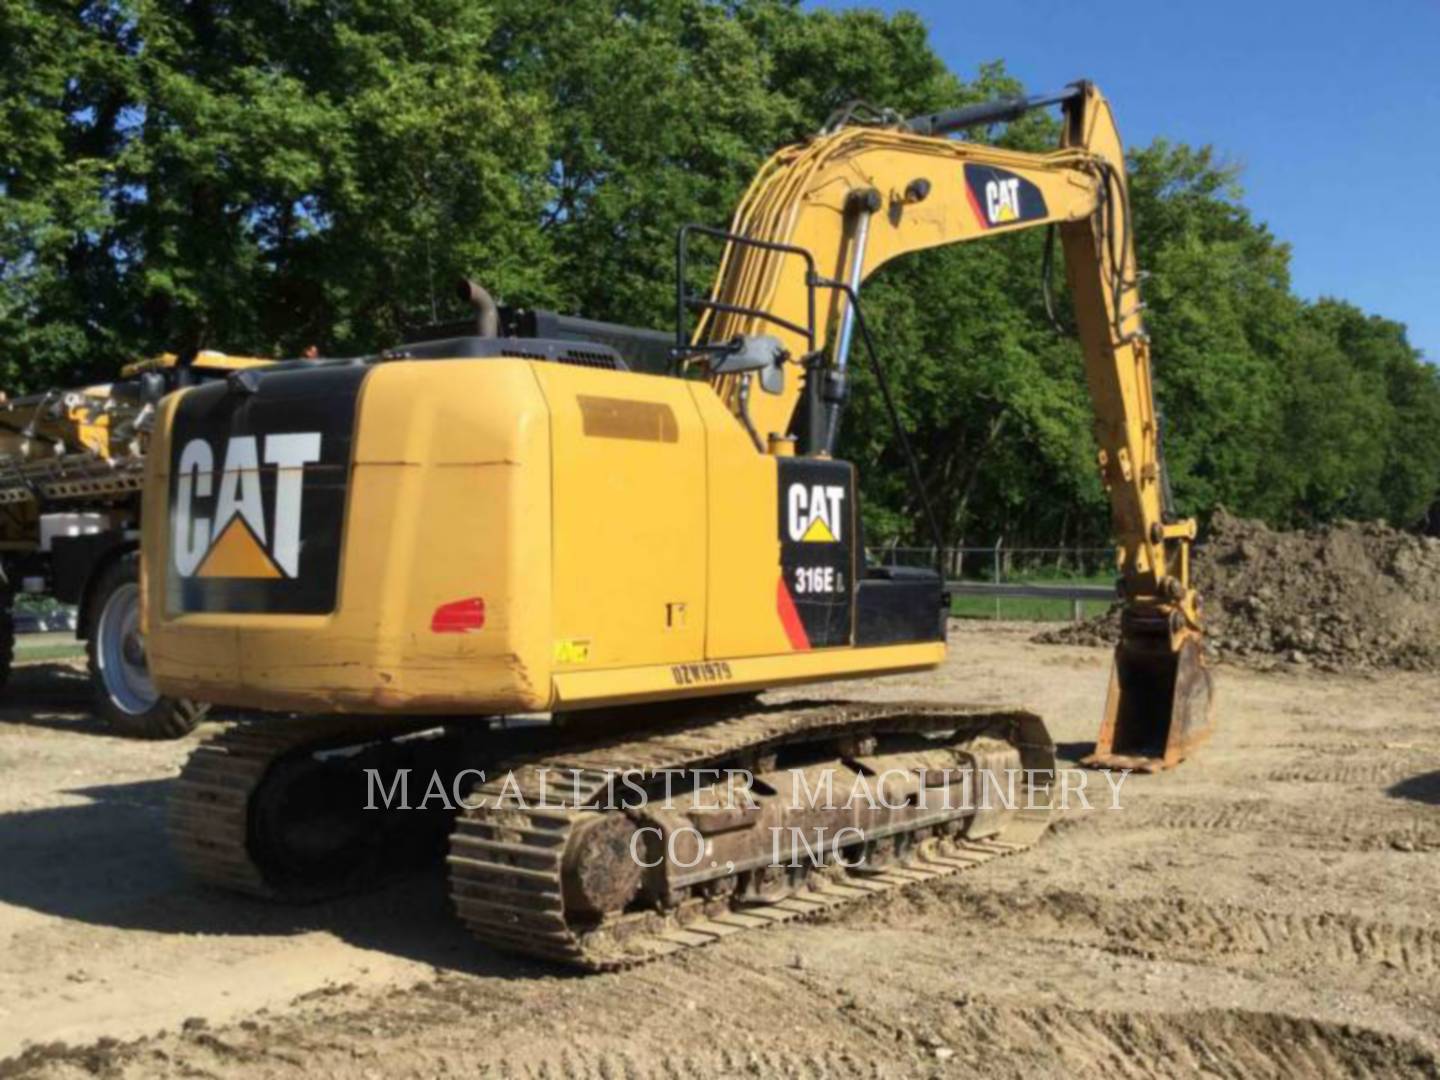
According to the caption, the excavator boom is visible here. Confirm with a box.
[691,82,1214,769]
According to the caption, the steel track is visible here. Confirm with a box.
[449,701,1055,969]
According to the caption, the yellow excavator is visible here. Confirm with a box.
[141,81,1213,968]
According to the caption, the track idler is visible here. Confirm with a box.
[1084,604,1215,772]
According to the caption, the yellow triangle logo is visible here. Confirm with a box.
[196,516,283,579]
[800,516,836,543]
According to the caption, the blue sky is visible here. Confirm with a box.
[806,0,1440,362]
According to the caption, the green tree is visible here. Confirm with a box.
[2,0,557,381]
[1126,141,1295,524]
[2,0,1433,539]
[1,0,132,386]
[1281,300,1440,527]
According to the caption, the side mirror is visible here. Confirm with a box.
[711,334,787,395]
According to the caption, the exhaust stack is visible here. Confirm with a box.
[458,278,499,338]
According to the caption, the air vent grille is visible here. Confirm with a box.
[560,349,623,370]
[386,336,628,371]
[500,347,621,370]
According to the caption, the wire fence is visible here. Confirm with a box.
[869,544,1115,578]
[868,545,1117,622]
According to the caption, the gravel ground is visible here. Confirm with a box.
[1,625,1437,1078]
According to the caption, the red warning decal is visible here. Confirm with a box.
[776,576,811,651]
[431,597,486,633]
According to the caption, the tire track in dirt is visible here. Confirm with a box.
[1105,798,1279,833]
[1268,740,1413,754]
[1091,796,1440,851]
[966,1003,1440,1079]
[11,1008,1433,1080]
[484,1046,884,1078]
[1272,726,1440,743]
[410,1009,1439,1080]
[871,885,1440,978]
[1267,762,1420,784]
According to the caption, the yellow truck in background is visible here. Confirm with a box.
[0,351,268,737]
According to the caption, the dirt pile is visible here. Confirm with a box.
[1036,510,1440,671]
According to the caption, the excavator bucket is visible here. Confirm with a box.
[1083,626,1215,772]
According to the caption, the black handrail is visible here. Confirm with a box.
[674,224,818,355]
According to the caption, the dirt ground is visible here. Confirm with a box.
[2,623,1438,1078]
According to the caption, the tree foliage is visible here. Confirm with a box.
[3,0,1436,535]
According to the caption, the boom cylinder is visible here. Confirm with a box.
[825,188,881,454]
[903,84,1085,138]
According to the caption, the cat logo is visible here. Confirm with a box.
[985,177,1021,224]
[173,433,322,579]
[786,483,845,543]
[964,164,1047,231]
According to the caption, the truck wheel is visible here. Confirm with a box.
[87,553,209,739]
[0,597,13,694]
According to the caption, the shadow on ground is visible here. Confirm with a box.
[0,774,545,978]
[0,663,109,735]
[1388,770,1440,806]
[0,662,239,737]
[0,665,546,980]
[1053,741,1097,765]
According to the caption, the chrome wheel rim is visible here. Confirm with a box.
[96,581,159,715]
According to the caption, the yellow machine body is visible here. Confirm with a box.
[141,358,943,715]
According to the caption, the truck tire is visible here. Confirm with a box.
[87,552,209,739]
[0,596,13,694]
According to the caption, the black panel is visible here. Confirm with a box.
[777,458,855,648]
[50,530,128,605]
[403,308,672,374]
[855,575,947,647]
[165,364,368,615]
[515,311,672,375]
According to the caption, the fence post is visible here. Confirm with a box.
[992,538,1003,620]
[1072,597,1082,623]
